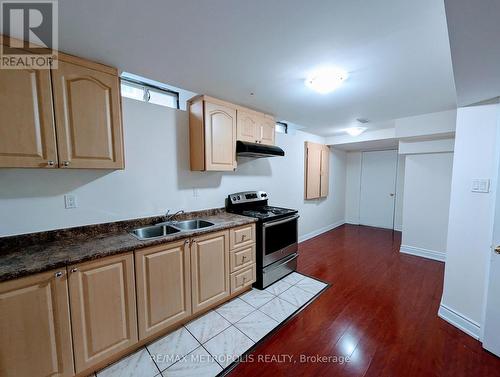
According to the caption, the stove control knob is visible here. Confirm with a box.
[261,193,267,197]
[237,195,241,200]
[232,196,237,201]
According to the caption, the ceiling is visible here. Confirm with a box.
[444,0,500,106]
[54,0,456,135]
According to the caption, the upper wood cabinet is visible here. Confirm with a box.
[0,269,74,377]
[51,57,124,169]
[190,230,230,313]
[0,44,124,169]
[236,109,275,145]
[68,253,137,373]
[189,96,237,171]
[0,67,58,168]
[135,240,192,340]
[305,141,330,199]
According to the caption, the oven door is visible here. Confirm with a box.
[262,214,299,266]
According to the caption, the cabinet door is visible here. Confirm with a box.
[320,145,330,197]
[0,270,74,377]
[51,60,124,169]
[68,253,137,373]
[305,142,322,199]
[0,68,57,168]
[236,110,258,143]
[135,240,191,340]
[191,230,230,313]
[204,101,236,171]
[259,116,276,145]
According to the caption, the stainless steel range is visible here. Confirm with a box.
[226,191,299,289]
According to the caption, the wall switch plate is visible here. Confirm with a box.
[472,179,490,193]
[193,188,199,198]
[64,194,77,209]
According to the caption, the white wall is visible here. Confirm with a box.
[440,103,500,336]
[400,153,453,260]
[395,109,457,138]
[0,98,346,238]
[344,151,404,230]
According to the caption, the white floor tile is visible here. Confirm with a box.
[203,326,254,368]
[281,272,307,285]
[235,310,279,342]
[162,346,222,377]
[295,276,328,294]
[215,298,255,323]
[147,327,200,371]
[97,348,159,377]
[278,285,315,307]
[185,310,231,343]
[258,297,297,322]
[264,280,292,295]
[239,288,275,308]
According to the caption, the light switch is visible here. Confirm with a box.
[471,179,490,193]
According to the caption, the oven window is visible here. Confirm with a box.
[264,217,297,255]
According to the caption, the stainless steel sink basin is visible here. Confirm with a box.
[131,224,180,240]
[172,219,215,230]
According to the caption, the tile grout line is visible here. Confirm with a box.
[144,344,162,376]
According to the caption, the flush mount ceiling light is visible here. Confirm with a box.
[305,67,348,94]
[345,127,367,137]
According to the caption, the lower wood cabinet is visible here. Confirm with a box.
[68,253,138,373]
[135,240,192,340]
[230,265,256,294]
[191,230,230,314]
[0,269,74,377]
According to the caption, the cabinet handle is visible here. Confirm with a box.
[54,271,64,278]
[47,160,55,167]
[70,268,78,273]
[242,255,247,260]
[63,161,70,167]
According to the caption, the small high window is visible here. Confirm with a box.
[276,121,288,134]
[121,78,179,109]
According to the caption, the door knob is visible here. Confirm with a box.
[494,245,500,254]
[389,193,395,197]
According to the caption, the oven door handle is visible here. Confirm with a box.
[262,214,300,228]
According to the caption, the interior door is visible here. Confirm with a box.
[359,150,398,229]
[482,151,500,356]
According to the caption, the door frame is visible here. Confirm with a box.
[358,149,400,230]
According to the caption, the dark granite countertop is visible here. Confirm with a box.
[0,209,256,282]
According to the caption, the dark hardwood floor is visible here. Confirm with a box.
[230,224,500,377]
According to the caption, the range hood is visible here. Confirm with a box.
[236,141,285,158]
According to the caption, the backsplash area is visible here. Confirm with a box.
[0,98,346,238]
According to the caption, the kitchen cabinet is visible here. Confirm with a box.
[68,253,137,373]
[305,141,330,199]
[189,96,237,171]
[230,265,256,294]
[0,66,58,168]
[135,240,191,340]
[190,230,230,313]
[0,40,124,169]
[51,56,124,169]
[0,269,74,377]
[236,109,275,145]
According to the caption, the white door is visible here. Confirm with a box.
[482,161,500,356]
[359,150,398,229]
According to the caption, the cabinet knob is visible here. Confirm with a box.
[54,271,64,278]
[47,160,55,167]
[71,268,78,273]
[242,255,247,260]
[63,161,70,167]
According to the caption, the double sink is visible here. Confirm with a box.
[130,219,215,240]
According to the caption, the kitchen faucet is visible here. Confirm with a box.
[164,210,185,223]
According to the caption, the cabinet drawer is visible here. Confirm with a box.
[230,265,256,294]
[230,224,255,250]
[230,245,255,273]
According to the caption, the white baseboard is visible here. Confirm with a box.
[299,220,345,243]
[400,245,446,262]
[394,226,403,232]
[438,303,481,340]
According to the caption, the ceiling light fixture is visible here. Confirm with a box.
[305,67,348,94]
[345,127,367,137]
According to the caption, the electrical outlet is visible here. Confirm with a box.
[193,188,199,198]
[471,179,490,193]
[64,194,77,209]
